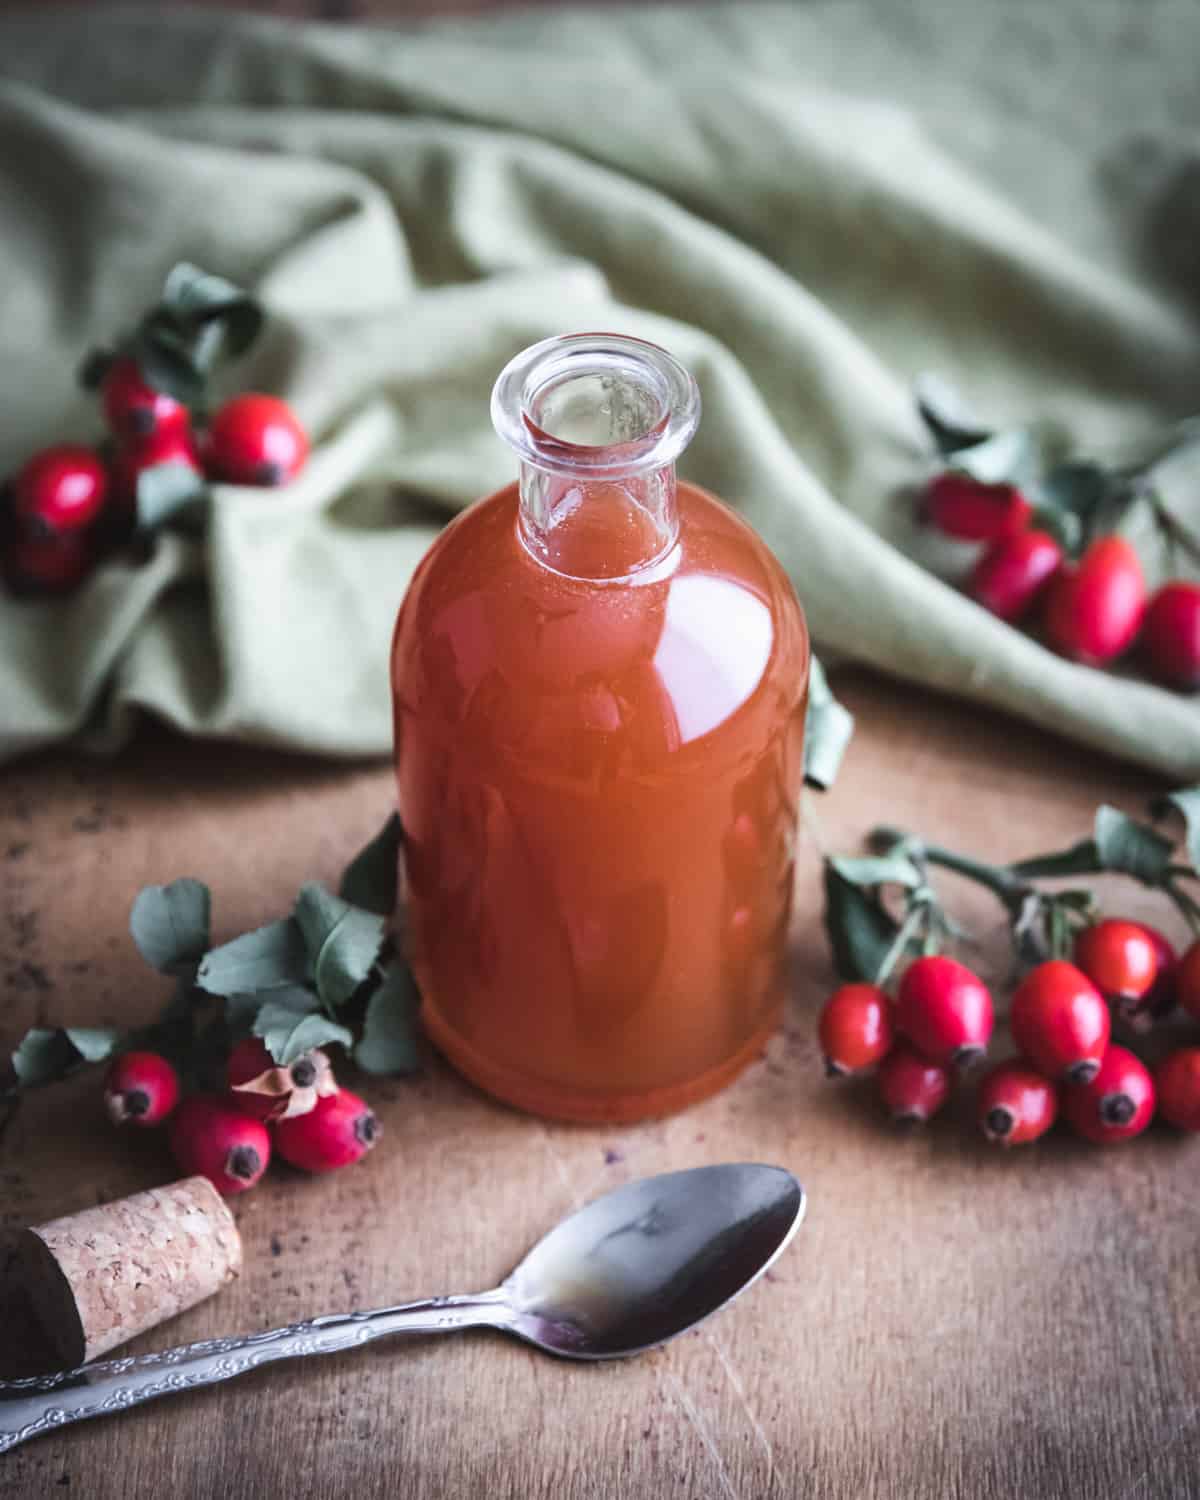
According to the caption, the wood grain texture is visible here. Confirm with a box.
[2,669,1198,1498]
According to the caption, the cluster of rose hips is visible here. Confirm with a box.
[3,263,309,602]
[924,471,1200,688]
[819,918,1200,1146]
[102,1039,379,1196]
[2,356,308,596]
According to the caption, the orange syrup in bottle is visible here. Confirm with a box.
[391,334,809,1121]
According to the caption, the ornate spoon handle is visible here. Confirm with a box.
[0,1290,510,1455]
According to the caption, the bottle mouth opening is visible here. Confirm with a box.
[492,333,700,479]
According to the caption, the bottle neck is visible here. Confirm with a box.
[517,459,678,580]
[491,334,700,583]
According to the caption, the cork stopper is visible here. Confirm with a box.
[3,1176,242,1373]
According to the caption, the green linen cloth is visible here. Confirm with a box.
[1,2,1199,773]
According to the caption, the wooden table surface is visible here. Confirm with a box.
[2,669,1197,1499]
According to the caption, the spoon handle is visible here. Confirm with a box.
[0,1290,510,1454]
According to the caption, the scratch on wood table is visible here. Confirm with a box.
[704,1329,780,1492]
[661,1366,742,1500]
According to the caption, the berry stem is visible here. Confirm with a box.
[1144,489,1200,570]
[873,901,931,988]
[1006,843,1104,881]
[870,827,1021,901]
[1048,902,1073,962]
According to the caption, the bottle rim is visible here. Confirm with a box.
[491,332,701,480]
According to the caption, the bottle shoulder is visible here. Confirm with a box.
[393,481,808,769]
[403,481,804,628]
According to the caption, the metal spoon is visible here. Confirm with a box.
[0,1162,804,1454]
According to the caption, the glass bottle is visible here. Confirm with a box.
[391,333,809,1122]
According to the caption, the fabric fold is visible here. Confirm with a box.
[0,3,1198,773]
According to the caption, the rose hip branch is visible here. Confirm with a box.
[819,783,1200,1145]
[914,375,1200,689]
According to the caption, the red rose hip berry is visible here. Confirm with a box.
[112,428,201,499]
[101,356,189,443]
[104,1050,180,1127]
[1073,919,1159,1003]
[877,1043,951,1123]
[1141,581,1200,690]
[976,1061,1058,1146]
[274,1088,380,1172]
[968,530,1063,623]
[207,394,308,486]
[12,446,108,536]
[895,955,993,1068]
[818,983,894,1077]
[169,1095,270,1195]
[925,473,1031,542]
[1116,923,1178,1032]
[1154,1048,1200,1132]
[3,532,93,594]
[1043,535,1145,665]
[1177,940,1200,1021]
[1062,1044,1155,1144]
[1010,960,1110,1084]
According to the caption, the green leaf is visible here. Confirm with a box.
[196,917,310,997]
[1035,461,1111,518]
[1093,805,1174,885]
[161,263,264,366]
[294,883,386,1012]
[830,854,924,889]
[78,348,115,391]
[914,374,992,455]
[130,324,205,407]
[17,1031,76,1086]
[130,878,211,974]
[823,861,908,983]
[355,963,421,1076]
[12,1030,78,1088]
[65,1028,123,1062]
[1032,461,1126,553]
[949,429,1037,487]
[11,1026,121,1090]
[803,657,854,792]
[135,462,208,533]
[1152,787,1200,873]
[253,988,353,1065]
[339,814,403,916]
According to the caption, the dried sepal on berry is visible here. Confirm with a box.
[226,1036,337,1122]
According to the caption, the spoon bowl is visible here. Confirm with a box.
[504,1163,804,1358]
